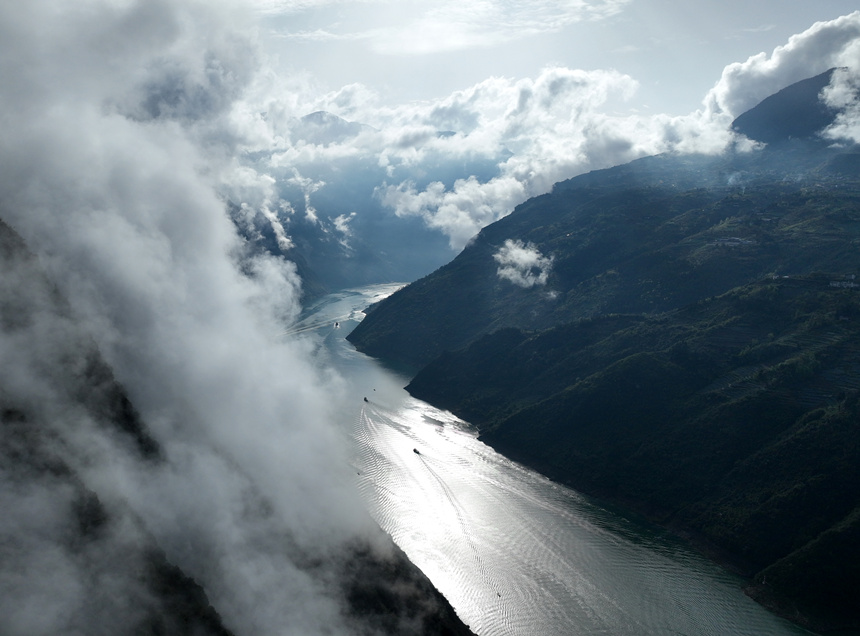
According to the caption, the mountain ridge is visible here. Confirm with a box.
[0,217,474,636]
[346,72,860,630]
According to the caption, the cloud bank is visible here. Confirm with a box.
[0,1,384,634]
[2,2,860,634]
[704,10,860,119]
[494,240,554,288]
[231,11,860,257]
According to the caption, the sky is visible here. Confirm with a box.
[231,0,860,251]
[0,2,859,635]
[256,0,860,114]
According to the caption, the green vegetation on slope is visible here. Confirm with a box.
[348,144,860,369]
[0,217,475,636]
[406,277,860,630]
[347,78,860,630]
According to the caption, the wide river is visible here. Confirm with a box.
[295,285,817,636]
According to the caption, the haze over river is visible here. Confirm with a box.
[294,285,816,636]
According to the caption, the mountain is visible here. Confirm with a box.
[731,68,840,144]
[0,218,473,636]
[405,276,860,630]
[346,74,860,629]
[236,110,497,296]
[348,69,859,367]
[348,142,860,369]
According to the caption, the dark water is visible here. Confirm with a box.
[296,286,816,636]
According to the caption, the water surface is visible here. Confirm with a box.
[296,286,816,636]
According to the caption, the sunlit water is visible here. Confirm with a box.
[295,285,816,636]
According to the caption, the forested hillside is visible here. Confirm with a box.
[0,218,473,636]
[347,73,860,630]
[348,143,860,369]
[406,276,860,629]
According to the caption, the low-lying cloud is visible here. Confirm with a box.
[3,2,860,634]
[229,12,860,254]
[823,66,860,143]
[0,2,377,635]
[494,240,554,288]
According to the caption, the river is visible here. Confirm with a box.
[294,284,817,636]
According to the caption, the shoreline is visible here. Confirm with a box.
[475,430,860,636]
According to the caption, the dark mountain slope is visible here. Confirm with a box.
[347,73,860,631]
[0,218,473,636]
[348,143,860,369]
[406,276,860,631]
[731,68,839,144]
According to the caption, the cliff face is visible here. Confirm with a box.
[346,73,860,630]
[0,218,473,636]
[348,142,860,369]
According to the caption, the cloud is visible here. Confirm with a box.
[379,176,527,249]
[251,0,380,15]
[260,0,630,55]
[704,11,860,118]
[286,169,326,223]
[368,0,632,55]
[0,1,392,634]
[280,14,858,252]
[493,239,554,288]
[212,11,860,268]
[822,67,860,143]
[369,67,733,249]
[333,211,356,237]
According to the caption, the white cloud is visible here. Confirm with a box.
[368,0,632,55]
[333,211,356,235]
[370,67,733,250]
[214,11,860,260]
[822,67,860,143]
[259,0,630,54]
[333,212,356,249]
[251,0,382,15]
[494,239,554,288]
[276,14,859,252]
[380,176,527,249]
[0,2,383,634]
[285,168,326,223]
[704,11,860,118]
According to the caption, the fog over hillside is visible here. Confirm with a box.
[1,1,860,635]
[237,9,860,253]
[0,2,383,634]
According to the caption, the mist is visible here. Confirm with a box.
[234,11,860,258]
[2,1,860,635]
[0,1,386,634]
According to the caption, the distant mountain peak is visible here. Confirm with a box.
[292,110,373,145]
[731,68,844,145]
[300,110,349,125]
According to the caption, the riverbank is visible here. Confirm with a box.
[474,431,859,636]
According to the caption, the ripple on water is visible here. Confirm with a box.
[351,401,816,636]
[321,289,815,636]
